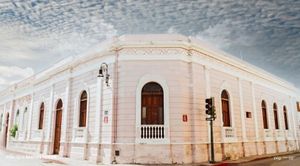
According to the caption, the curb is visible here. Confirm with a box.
[2,149,300,166]
[199,151,300,166]
[1,149,67,165]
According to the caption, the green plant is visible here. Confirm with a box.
[10,124,18,138]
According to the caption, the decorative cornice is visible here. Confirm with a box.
[0,34,299,99]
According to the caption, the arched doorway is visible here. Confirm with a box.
[221,90,231,127]
[140,82,164,139]
[53,99,63,154]
[141,82,164,125]
[4,113,9,148]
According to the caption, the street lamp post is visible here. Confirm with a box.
[98,63,110,87]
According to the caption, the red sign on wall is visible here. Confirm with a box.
[104,116,108,124]
[182,114,188,122]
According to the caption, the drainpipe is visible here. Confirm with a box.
[112,46,120,163]
[187,38,195,163]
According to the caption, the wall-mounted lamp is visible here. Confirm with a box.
[98,63,110,86]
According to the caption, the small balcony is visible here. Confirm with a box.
[17,130,27,141]
[31,130,44,141]
[275,130,285,140]
[72,127,88,143]
[223,127,235,138]
[137,125,168,143]
[264,129,273,138]
[285,130,293,139]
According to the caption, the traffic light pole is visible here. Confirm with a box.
[210,118,215,163]
[205,97,215,163]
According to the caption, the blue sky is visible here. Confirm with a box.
[0,0,299,89]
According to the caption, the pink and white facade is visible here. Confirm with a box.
[0,34,300,164]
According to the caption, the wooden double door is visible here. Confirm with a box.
[4,113,9,148]
[142,93,164,125]
[53,100,63,155]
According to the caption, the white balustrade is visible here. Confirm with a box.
[223,127,235,138]
[18,130,27,141]
[73,127,87,143]
[285,130,293,139]
[140,125,165,139]
[275,130,284,138]
[31,130,44,141]
[264,129,272,138]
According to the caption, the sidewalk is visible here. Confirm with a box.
[199,151,300,166]
[1,148,299,166]
[1,148,135,166]
[0,148,90,166]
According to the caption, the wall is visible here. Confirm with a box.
[0,35,299,164]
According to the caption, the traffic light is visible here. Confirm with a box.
[206,97,216,163]
[205,97,214,115]
[205,97,216,120]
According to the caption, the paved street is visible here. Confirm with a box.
[0,149,299,166]
[0,149,129,166]
[240,153,300,166]
[0,149,69,166]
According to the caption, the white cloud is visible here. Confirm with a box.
[195,20,257,50]
[0,1,117,89]
[0,0,299,87]
[0,65,34,90]
[0,77,8,85]
[0,66,34,78]
[167,26,178,34]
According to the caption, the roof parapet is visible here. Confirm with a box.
[0,34,299,96]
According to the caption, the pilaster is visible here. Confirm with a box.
[45,84,54,154]
[61,78,71,156]
[238,78,247,142]
[26,92,34,140]
[250,82,259,141]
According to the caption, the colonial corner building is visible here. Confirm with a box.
[0,34,299,164]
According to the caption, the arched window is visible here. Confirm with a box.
[22,107,28,130]
[57,99,63,109]
[221,90,231,127]
[283,106,288,130]
[79,91,88,127]
[273,103,279,129]
[261,100,268,129]
[0,114,3,131]
[141,82,164,125]
[38,103,45,129]
[15,109,20,125]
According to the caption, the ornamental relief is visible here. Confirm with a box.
[119,47,188,57]
[15,95,31,107]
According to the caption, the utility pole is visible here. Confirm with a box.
[210,115,215,163]
[205,97,216,163]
